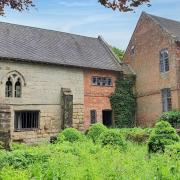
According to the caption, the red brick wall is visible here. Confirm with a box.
[83,69,119,129]
[124,13,180,126]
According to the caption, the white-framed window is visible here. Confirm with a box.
[161,88,172,112]
[91,76,112,87]
[160,49,169,73]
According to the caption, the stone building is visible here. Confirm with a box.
[0,22,130,143]
[124,12,180,126]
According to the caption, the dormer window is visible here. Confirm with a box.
[160,49,169,73]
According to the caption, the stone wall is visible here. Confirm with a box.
[0,60,84,143]
[123,13,180,126]
[0,105,11,149]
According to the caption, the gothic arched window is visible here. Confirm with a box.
[3,71,25,98]
[15,78,21,98]
[5,77,13,97]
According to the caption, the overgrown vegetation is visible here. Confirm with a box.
[148,121,179,153]
[87,123,107,142]
[112,47,124,61]
[159,110,180,128]
[110,75,136,128]
[0,122,179,179]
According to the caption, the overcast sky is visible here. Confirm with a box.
[0,0,180,50]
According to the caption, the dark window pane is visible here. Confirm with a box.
[5,77,13,97]
[15,78,21,98]
[97,77,101,86]
[14,111,39,130]
[107,78,112,86]
[92,77,97,85]
[160,50,169,73]
[90,110,97,124]
[161,88,171,112]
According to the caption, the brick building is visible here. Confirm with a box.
[0,12,179,143]
[124,12,180,126]
[0,22,131,143]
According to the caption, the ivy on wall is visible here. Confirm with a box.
[110,75,136,128]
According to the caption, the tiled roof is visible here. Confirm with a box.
[146,13,180,42]
[0,22,122,71]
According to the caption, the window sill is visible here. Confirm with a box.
[14,128,40,132]
[91,84,114,87]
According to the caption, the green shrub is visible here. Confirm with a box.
[87,123,107,142]
[57,128,84,143]
[165,142,180,155]
[159,110,180,128]
[148,121,179,153]
[118,128,151,144]
[98,130,126,149]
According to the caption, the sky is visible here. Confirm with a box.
[0,0,180,50]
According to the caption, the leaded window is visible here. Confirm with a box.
[5,77,13,97]
[90,110,97,124]
[160,49,169,73]
[161,88,172,112]
[15,78,21,98]
[91,76,112,87]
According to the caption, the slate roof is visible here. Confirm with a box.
[146,13,180,42]
[0,22,122,72]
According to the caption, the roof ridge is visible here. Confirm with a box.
[0,21,97,40]
[145,12,180,24]
[97,36,123,71]
[144,12,180,41]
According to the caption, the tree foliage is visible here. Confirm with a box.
[112,47,124,61]
[0,0,34,15]
[99,0,151,12]
[0,0,151,15]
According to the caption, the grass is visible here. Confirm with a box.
[0,139,179,180]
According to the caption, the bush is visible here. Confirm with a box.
[165,142,180,156]
[148,121,179,153]
[57,128,84,143]
[98,130,126,149]
[87,123,107,143]
[118,128,151,144]
[159,110,180,128]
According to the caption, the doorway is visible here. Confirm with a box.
[102,110,112,127]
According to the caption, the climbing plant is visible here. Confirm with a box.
[110,75,136,128]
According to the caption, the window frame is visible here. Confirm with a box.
[14,78,22,98]
[91,76,113,87]
[5,77,13,98]
[161,88,172,112]
[90,110,97,124]
[160,49,169,73]
[14,110,40,131]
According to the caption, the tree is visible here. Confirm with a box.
[0,0,151,16]
[0,0,34,15]
[99,0,151,12]
[112,47,124,61]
